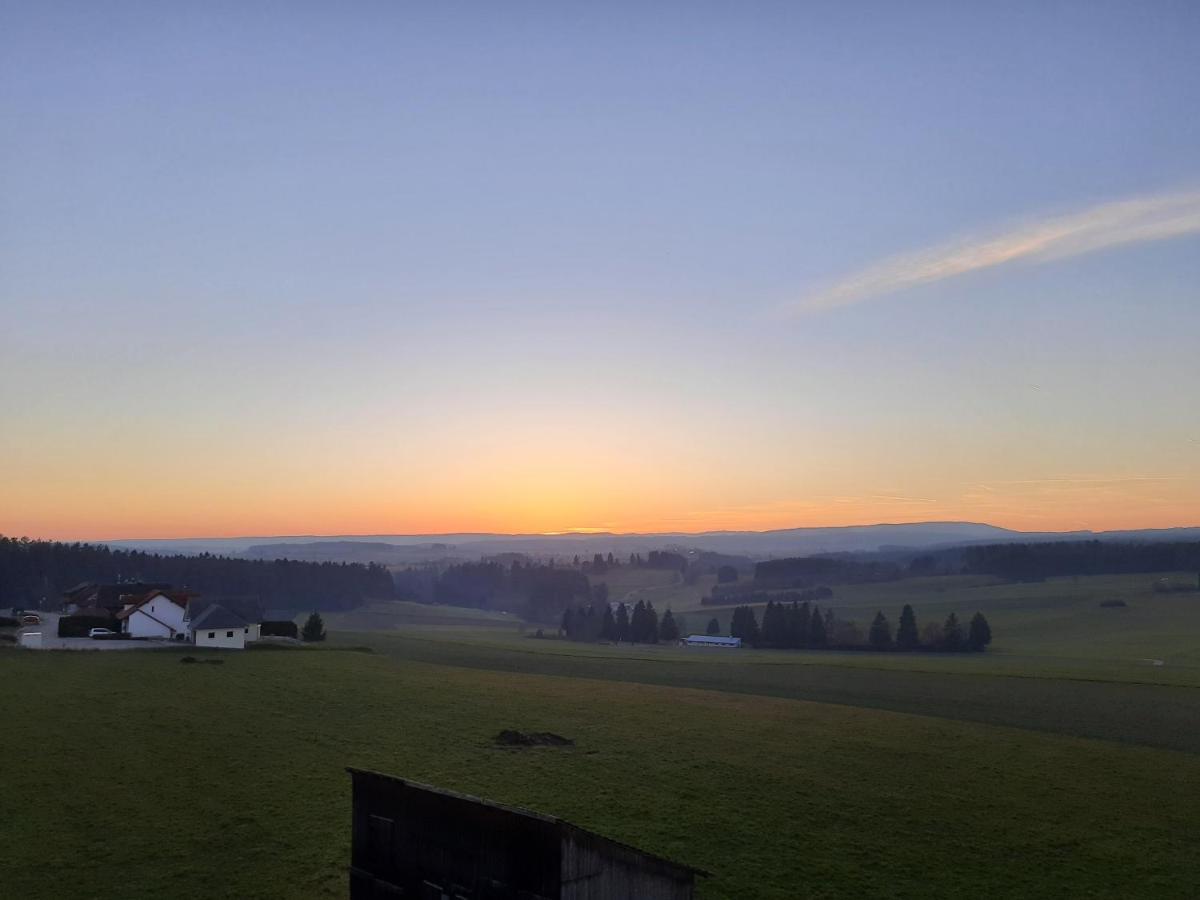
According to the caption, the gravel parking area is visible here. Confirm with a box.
[15,613,182,650]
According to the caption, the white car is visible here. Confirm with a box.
[88,628,117,639]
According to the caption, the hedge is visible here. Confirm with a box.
[260,620,299,639]
[58,615,117,638]
[0,616,18,628]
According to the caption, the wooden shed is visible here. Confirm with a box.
[347,768,704,900]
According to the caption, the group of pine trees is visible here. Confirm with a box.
[727,601,992,652]
[869,605,992,651]
[736,599,829,648]
[564,550,689,573]
[571,552,619,572]
[560,599,682,644]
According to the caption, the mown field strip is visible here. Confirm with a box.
[350,631,1200,754]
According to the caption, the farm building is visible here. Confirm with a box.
[189,604,254,648]
[347,768,704,900]
[684,634,741,648]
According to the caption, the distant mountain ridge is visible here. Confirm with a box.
[98,522,1200,565]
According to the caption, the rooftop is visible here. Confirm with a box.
[190,604,249,631]
[347,768,708,878]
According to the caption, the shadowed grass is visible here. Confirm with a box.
[3,648,1200,899]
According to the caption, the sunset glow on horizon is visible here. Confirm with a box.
[2,4,1198,544]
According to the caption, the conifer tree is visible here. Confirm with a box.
[706,617,720,635]
[808,604,827,648]
[615,602,630,643]
[967,612,992,651]
[600,604,617,642]
[943,612,964,651]
[660,608,679,642]
[896,604,920,649]
[868,611,892,650]
[729,606,745,640]
[796,601,811,648]
[730,605,759,645]
[561,607,575,639]
[761,600,780,647]
[645,602,660,643]
[777,600,792,647]
[631,600,646,643]
[301,612,326,643]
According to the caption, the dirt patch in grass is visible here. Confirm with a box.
[494,729,574,748]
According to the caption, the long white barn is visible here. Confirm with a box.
[683,634,742,648]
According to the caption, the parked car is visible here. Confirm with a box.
[89,627,117,639]
[20,614,41,626]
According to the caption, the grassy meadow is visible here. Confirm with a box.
[3,569,1199,898]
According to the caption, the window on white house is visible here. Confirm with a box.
[226,631,233,638]
[244,627,248,633]
[208,632,215,639]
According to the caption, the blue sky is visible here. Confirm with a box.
[2,1,1198,538]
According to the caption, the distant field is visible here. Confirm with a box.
[320,599,518,631]
[589,566,716,616]
[4,647,1200,899]
[343,631,1200,753]
[681,572,1200,669]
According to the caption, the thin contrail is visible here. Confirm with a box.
[789,187,1200,313]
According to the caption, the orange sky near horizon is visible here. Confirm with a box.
[4,374,1197,543]
[4,381,1198,543]
[5,472,1197,542]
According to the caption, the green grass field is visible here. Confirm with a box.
[4,570,1199,898]
[320,599,519,631]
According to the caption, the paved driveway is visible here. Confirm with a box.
[17,612,181,650]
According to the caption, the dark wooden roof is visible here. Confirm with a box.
[346,768,708,878]
[190,604,249,630]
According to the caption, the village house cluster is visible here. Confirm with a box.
[62,582,263,649]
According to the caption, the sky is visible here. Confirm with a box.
[2,1,1198,540]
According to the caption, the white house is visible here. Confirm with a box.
[117,590,193,640]
[189,604,252,649]
[684,634,742,648]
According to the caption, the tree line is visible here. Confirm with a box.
[0,536,393,611]
[754,556,903,588]
[729,601,992,652]
[400,553,708,623]
[559,598,683,644]
[962,540,1200,582]
[416,560,591,622]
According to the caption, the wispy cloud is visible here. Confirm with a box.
[790,187,1200,313]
